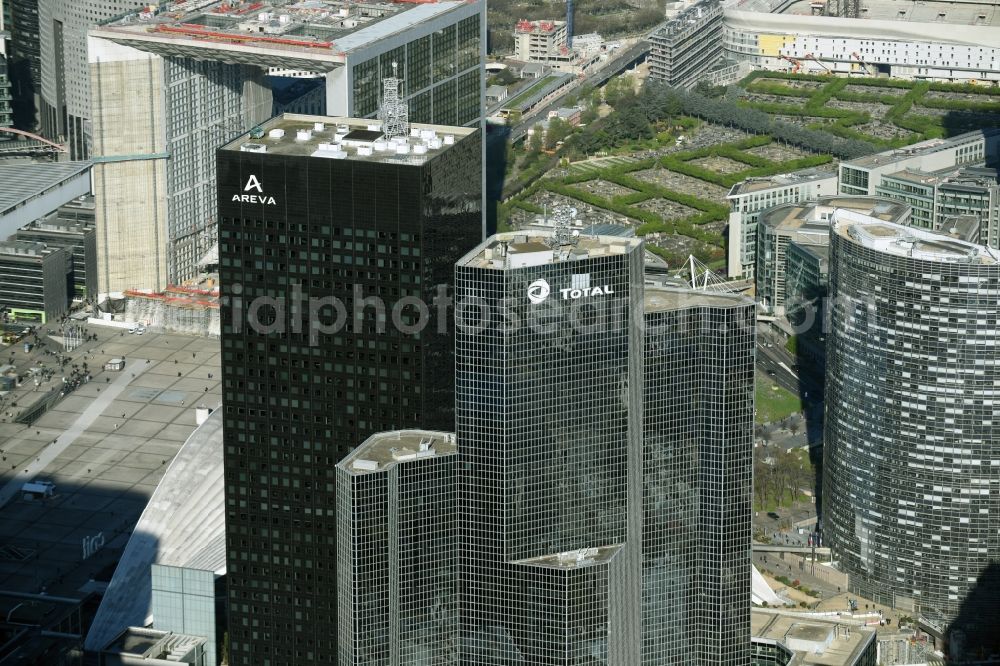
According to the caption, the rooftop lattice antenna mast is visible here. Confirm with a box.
[378,61,409,140]
[547,206,580,248]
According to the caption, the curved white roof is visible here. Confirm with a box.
[724,8,1000,47]
[84,409,225,651]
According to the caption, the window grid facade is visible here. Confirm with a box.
[824,217,1000,650]
[454,238,645,664]
[643,293,754,665]
[351,15,481,128]
[218,120,481,666]
[336,431,458,665]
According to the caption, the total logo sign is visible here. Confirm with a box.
[527,277,615,303]
[233,174,277,205]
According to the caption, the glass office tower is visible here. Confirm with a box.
[452,233,754,665]
[336,430,458,665]
[454,232,646,664]
[217,114,481,665]
[825,209,1000,653]
[642,287,754,665]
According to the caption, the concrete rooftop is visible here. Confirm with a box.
[338,429,456,475]
[221,114,476,166]
[459,231,641,270]
[836,209,1000,263]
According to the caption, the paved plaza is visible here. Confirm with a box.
[0,326,221,597]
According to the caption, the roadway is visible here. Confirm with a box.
[753,544,831,556]
[506,41,650,144]
[756,327,824,402]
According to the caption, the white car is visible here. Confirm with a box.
[128,325,138,334]
[136,327,146,335]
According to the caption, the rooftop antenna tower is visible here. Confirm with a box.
[546,206,580,248]
[378,61,409,140]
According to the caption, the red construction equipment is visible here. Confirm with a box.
[154,23,332,49]
[779,54,802,73]
[231,2,264,14]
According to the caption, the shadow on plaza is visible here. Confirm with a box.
[945,562,1000,664]
[0,477,160,664]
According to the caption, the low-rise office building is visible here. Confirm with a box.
[727,167,838,278]
[0,240,70,322]
[100,627,208,666]
[755,197,909,315]
[514,19,570,63]
[784,241,828,322]
[16,215,96,300]
[751,611,878,666]
[838,130,998,198]
[875,166,1000,247]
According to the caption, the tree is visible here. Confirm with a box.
[603,74,637,108]
[488,67,518,87]
[544,117,573,150]
[527,125,543,153]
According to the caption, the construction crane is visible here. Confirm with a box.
[779,54,803,74]
[803,53,831,73]
[851,51,874,76]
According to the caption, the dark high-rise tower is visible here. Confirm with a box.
[217,113,481,665]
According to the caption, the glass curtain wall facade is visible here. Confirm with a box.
[336,430,457,665]
[824,211,1000,651]
[350,14,481,128]
[454,233,646,664]
[217,120,482,666]
[643,288,754,665]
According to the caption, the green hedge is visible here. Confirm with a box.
[831,89,903,105]
[510,200,544,214]
[745,80,815,99]
[739,99,869,126]
[661,153,833,189]
[738,71,831,86]
[918,96,1000,114]
[837,76,914,90]
[927,81,1000,96]
[803,78,848,113]
[716,145,772,168]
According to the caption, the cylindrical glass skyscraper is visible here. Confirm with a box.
[824,209,1000,646]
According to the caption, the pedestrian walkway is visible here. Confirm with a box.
[0,361,149,507]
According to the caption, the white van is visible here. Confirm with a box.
[22,480,55,500]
